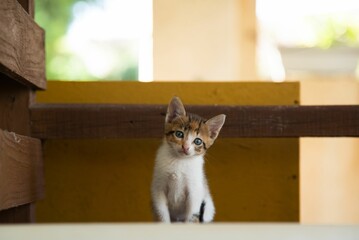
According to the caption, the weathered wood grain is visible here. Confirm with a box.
[0,0,46,89]
[0,129,44,211]
[30,104,359,139]
[0,75,31,136]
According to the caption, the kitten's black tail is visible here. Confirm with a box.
[199,201,206,223]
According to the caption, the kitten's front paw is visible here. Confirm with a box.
[188,214,200,223]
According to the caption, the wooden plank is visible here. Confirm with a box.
[0,0,46,89]
[30,104,359,139]
[0,74,31,136]
[0,129,44,211]
[0,204,34,223]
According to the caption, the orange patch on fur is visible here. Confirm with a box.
[165,113,216,155]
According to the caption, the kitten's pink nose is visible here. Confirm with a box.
[182,145,190,154]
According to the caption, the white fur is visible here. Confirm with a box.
[151,137,215,223]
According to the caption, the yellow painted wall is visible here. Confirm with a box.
[35,81,299,222]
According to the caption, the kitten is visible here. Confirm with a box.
[151,96,226,223]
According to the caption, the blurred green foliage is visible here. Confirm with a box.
[311,17,359,49]
[35,0,138,81]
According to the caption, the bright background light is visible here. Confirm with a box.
[36,0,153,82]
[256,0,359,81]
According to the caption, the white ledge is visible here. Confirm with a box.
[1,223,359,240]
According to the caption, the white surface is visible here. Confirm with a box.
[1,224,359,240]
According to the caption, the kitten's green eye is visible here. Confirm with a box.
[175,131,184,138]
[194,138,203,145]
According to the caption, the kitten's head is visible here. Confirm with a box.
[164,96,226,158]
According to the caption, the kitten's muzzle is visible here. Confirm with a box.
[181,145,190,155]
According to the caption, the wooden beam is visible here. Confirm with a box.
[0,0,46,89]
[30,104,359,139]
[0,129,44,211]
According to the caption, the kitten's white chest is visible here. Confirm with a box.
[165,161,196,198]
[165,162,203,220]
[166,170,186,208]
[152,143,205,219]
[168,172,178,180]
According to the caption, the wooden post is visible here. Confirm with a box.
[0,0,45,223]
[238,0,257,79]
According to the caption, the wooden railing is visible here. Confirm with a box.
[30,104,359,139]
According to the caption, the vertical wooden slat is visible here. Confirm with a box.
[0,0,44,224]
[0,75,31,136]
[238,0,257,78]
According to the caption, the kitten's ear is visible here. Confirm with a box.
[206,114,226,139]
[165,97,186,123]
